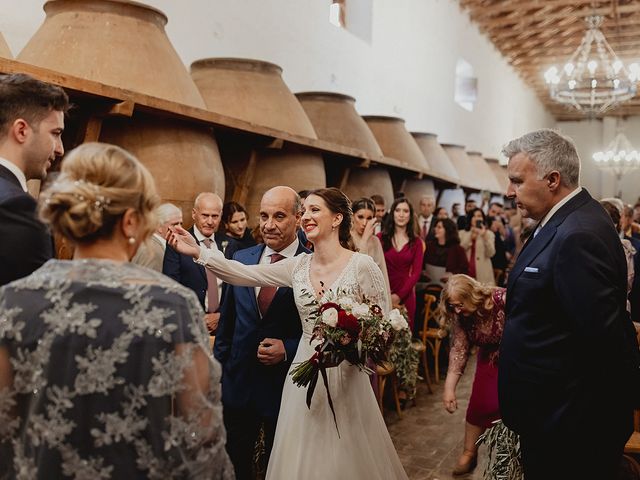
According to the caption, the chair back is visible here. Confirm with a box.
[420,293,438,343]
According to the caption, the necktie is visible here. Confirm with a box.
[421,219,428,239]
[257,253,285,317]
[202,238,219,313]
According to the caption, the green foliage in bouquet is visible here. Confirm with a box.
[388,307,419,400]
[476,419,523,480]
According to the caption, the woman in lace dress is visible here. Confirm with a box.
[168,187,408,480]
[0,143,233,479]
[439,274,506,476]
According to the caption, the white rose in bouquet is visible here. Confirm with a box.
[321,307,339,327]
[338,296,354,308]
[389,308,408,331]
[352,302,370,318]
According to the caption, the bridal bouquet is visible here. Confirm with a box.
[290,289,409,433]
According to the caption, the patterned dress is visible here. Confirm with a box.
[0,259,233,479]
[448,288,506,428]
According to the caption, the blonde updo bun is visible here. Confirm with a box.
[40,142,160,244]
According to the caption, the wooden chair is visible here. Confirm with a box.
[417,290,448,384]
[376,361,402,418]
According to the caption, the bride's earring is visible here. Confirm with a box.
[128,237,136,245]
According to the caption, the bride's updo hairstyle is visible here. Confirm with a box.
[307,187,354,250]
[40,142,160,244]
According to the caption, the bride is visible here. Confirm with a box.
[168,187,408,479]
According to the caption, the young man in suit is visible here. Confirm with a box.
[214,186,309,480]
[499,129,638,480]
[0,73,68,286]
[163,192,223,332]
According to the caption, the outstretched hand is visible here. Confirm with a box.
[166,226,201,259]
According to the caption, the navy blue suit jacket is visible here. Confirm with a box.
[214,242,309,419]
[162,227,222,311]
[499,189,638,438]
[0,165,52,286]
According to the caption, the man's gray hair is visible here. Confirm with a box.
[502,129,580,188]
[156,203,182,224]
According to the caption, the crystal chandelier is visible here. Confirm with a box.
[544,15,639,115]
[593,132,640,177]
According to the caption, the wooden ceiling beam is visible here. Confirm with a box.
[466,0,599,19]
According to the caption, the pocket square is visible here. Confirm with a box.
[524,267,539,273]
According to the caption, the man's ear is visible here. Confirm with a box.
[546,171,561,191]
[11,119,30,144]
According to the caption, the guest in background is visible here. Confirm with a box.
[163,192,224,333]
[451,202,461,223]
[439,274,506,476]
[379,197,424,329]
[296,189,312,250]
[350,197,391,301]
[215,186,308,479]
[423,218,468,286]
[220,201,256,259]
[456,197,477,231]
[488,213,508,286]
[460,208,496,286]
[417,194,436,242]
[622,204,640,323]
[435,206,448,220]
[0,73,68,286]
[622,204,640,240]
[371,193,387,235]
[132,202,182,271]
[0,142,232,478]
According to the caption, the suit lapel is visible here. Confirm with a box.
[508,189,592,289]
[261,243,308,317]
[246,245,264,315]
[188,227,208,281]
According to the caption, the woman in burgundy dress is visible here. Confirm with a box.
[439,274,506,476]
[378,197,424,329]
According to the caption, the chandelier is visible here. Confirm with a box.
[593,132,640,177]
[544,15,639,115]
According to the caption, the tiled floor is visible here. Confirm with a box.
[387,355,487,480]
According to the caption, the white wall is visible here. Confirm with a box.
[1,0,554,158]
[558,117,640,205]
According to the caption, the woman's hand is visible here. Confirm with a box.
[442,389,457,413]
[166,226,201,259]
[361,217,377,245]
[390,293,402,306]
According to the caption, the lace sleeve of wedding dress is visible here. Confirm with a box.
[196,246,303,287]
[355,253,391,313]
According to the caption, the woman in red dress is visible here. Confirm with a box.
[378,197,424,329]
[439,274,506,476]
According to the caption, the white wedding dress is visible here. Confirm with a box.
[198,249,409,479]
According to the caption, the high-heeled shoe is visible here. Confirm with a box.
[452,451,477,476]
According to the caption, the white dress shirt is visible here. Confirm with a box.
[193,226,222,307]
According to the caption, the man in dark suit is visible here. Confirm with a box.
[214,186,308,480]
[499,129,638,480]
[163,192,223,333]
[0,74,68,286]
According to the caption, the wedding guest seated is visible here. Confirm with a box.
[423,218,468,287]
[219,201,256,259]
[0,142,232,478]
[131,202,182,271]
[439,274,506,476]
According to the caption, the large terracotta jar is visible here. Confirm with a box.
[363,116,430,173]
[402,178,436,210]
[441,144,481,191]
[191,58,317,138]
[0,33,11,58]
[411,132,461,183]
[467,151,503,194]
[486,157,509,193]
[342,167,394,207]
[295,92,383,157]
[191,58,325,219]
[18,0,224,220]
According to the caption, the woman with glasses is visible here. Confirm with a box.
[438,274,506,476]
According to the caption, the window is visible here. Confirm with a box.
[454,58,478,112]
[328,0,372,43]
